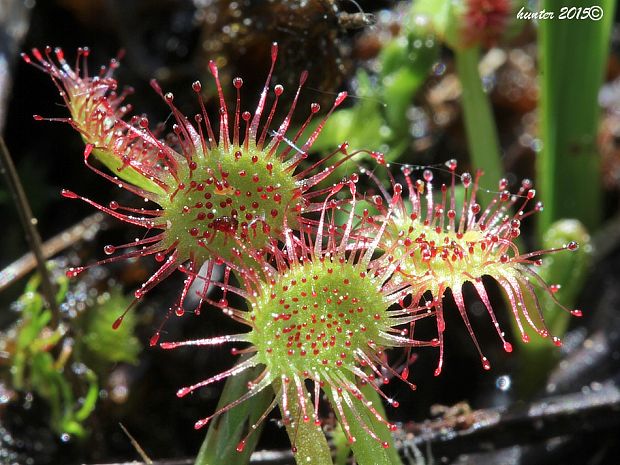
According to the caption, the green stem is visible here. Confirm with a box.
[194,366,273,465]
[455,47,503,200]
[275,380,334,465]
[537,0,614,235]
[326,382,401,465]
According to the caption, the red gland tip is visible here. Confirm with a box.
[149,332,161,347]
[335,91,347,105]
[61,189,78,199]
[382,441,390,449]
[194,419,208,429]
[84,144,94,159]
[66,266,84,278]
[270,42,278,60]
[112,315,124,330]
[208,60,218,77]
[177,387,191,398]
[33,114,43,120]
[571,309,583,317]
[503,341,513,353]
[552,336,562,347]
[236,440,246,453]
[149,78,162,94]
[482,357,491,370]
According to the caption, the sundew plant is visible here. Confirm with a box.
[18,42,586,465]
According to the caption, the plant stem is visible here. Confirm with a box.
[537,0,615,235]
[275,380,334,465]
[195,366,272,465]
[325,382,401,465]
[0,136,59,326]
[455,46,503,201]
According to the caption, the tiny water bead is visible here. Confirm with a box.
[495,374,512,392]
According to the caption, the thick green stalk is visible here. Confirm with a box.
[455,47,503,201]
[275,380,334,465]
[537,0,615,234]
[325,381,401,465]
[194,366,273,465]
[514,219,591,397]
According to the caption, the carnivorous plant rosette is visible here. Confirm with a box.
[161,182,437,450]
[371,160,582,375]
[24,45,360,338]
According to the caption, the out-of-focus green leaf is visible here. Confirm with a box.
[515,219,591,396]
[308,1,438,167]
[537,0,615,234]
[80,289,141,365]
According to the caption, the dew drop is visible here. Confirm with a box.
[104,245,116,255]
[481,357,491,370]
[496,375,512,392]
[461,172,472,188]
[567,241,579,251]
